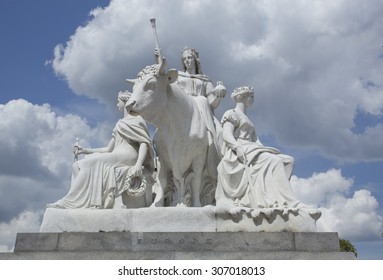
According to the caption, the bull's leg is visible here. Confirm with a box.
[191,157,205,207]
[151,160,167,207]
[173,177,186,207]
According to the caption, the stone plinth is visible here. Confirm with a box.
[0,231,355,260]
[40,206,317,233]
[0,207,355,260]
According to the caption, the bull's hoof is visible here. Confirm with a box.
[176,202,188,208]
[150,199,164,207]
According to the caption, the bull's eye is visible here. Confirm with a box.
[144,82,156,92]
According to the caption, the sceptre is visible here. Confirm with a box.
[150,18,163,63]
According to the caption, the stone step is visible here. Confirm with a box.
[0,250,355,260]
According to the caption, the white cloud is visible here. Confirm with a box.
[292,169,383,241]
[0,99,111,222]
[0,211,42,252]
[50,0,383,163]
[291,169,353,205]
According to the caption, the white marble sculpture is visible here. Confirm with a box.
[125,59,220,207]
[123,19,221,207]
[41,19,321,234]
[47,91,154,209]
[215,86,321,222]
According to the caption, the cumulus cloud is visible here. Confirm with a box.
[0,211,42,252]
[291,169,383,241]
[0,99,111,222]
[50,0,383,163]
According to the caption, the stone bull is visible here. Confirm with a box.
[125,58,220,207]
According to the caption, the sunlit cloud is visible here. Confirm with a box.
[292,169,383,241]
[50,0,383,163]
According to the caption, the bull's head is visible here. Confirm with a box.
[125,57,178,126]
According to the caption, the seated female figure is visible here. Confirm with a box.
[215,86,311,217]
[48,91,154,209]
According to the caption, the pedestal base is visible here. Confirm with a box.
[0,231,355,260]
[0,207,355,260]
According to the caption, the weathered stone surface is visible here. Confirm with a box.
[129,232,295,252]
[57,232,133,252]
[172,251,356,260]
[0,250,356,260]
[294,232,339,252]
[2,231,356,260]
[131,207,216,232]
[40,207,318,233]
[0,251,173,260]
[14,233,59,252]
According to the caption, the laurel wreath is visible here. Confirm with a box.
[124,173,147,197]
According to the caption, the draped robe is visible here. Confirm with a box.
[49,115,153,209]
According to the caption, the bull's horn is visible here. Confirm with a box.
[126,78,137,84]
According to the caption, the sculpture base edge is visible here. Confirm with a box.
[39,206,318,233]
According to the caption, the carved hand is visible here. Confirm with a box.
[129,164,143,177]
[154,48,161,64]
[73,145,80,155]
[235,146,246,163]
[73,146,90,155]
[213,82,227,99]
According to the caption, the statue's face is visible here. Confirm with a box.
[182,51,195,70]
[245,94,254,108]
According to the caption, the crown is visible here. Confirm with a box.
[231,86,254,99]
[182,47,199,58]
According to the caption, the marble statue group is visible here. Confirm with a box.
[47,19,321,231]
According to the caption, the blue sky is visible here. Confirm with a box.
[0,0,383,259]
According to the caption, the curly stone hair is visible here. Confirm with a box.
[118,90,132,103]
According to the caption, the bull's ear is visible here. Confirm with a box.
[167,69,178,84]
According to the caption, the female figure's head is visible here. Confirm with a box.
[117,91,132,112]
[181,47,202,74]
[231,86,254,107]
